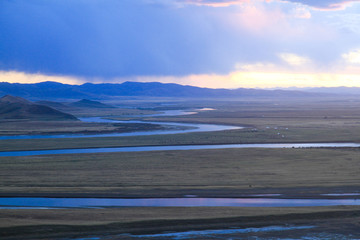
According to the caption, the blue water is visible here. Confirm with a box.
[71,226,315,240]
[112,108,214,118]
[128,226,314,239]
[1,197,360,208]
[127,109,198,117]
[1,142,359,157]
[0,117,242,140]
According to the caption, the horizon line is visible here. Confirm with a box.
[1,80,359,90]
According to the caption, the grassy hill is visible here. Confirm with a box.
[69,99,116,108]
[0,95,78,121]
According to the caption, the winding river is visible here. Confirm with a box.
[2,109,360,209]
[2,109,359,240]
[0,111,243,140]
[1,109,360,156]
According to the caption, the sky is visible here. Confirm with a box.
[2,0,360,88]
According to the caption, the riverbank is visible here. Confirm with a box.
[0,120,167,136]
[2,126,360,152]
[2,206,360,239]
[1,185,360,199]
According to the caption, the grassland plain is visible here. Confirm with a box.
[1,148,359,196]
[0,120,165,136]
[2,97,360,239]
[2,206,360,239]
[2,97,360,152]
[2,120,360,152]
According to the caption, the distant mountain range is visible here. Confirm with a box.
[304,87,360,95]
[0,81,336,100]
[0,95,78,121]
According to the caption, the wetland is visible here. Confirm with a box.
[2,97,360,239]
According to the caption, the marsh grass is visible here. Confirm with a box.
[1,148,360,195]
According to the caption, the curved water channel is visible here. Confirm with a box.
[2,109,360,210]
[0,110,242,140]
[1,109,360,156]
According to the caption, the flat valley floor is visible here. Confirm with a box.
[1,97,360,239]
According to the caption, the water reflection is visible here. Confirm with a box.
[127,225,314,239]
[1,142,359,157]
[0,197,360,208]
[321,193,360,196]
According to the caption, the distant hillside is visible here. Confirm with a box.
[0,81,329,100]
[35,100,73,110]
[69,99,116,108]
[304,87,360,95]
[0,82,89,99]
[0,95,31,104]
[0,95,78,121]
[77,82,325,98]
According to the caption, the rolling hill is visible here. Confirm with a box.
[69,99,116,108]
[0,95,78,121]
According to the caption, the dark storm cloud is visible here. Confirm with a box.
[0,0,357,80]
[0,0,260,78]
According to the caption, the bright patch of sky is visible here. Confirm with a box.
[1,0,360,88]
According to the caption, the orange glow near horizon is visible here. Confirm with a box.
[0,71,84,85]
[2,70,360,89]
[134,71,360,89]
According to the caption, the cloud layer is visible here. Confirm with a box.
[1,0,360,87]
[285,0,359,10]
[179,0,360,9]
